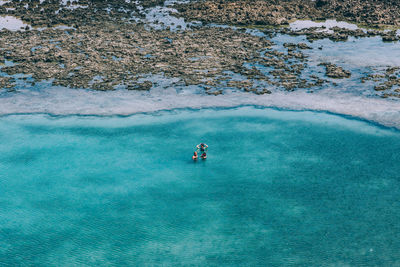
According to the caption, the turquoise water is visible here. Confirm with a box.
[1,107,400,266]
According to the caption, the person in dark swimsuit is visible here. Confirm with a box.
[196,143,208,152]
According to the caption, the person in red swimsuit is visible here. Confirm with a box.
[192,151,198,161]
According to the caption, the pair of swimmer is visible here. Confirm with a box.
[192,151,206,160]
[193,143,208,160]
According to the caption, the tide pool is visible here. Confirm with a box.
[1,107,400,266]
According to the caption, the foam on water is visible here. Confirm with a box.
[1,107,400,265]
[0,15,30,31]
[290,19,360,32]
[0,84,400,129]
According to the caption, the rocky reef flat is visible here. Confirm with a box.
[0,0,399,100]
[0,0,330,95]
[0,24,274,93]
[175,0,400,28]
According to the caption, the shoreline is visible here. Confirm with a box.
[2,107,399,132]
[1,90,399,132]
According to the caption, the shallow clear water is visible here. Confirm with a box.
[1,107,400,266]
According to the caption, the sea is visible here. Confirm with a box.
[1,1,400,265]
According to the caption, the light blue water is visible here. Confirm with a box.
[1,107,400,266]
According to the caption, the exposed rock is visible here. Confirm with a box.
[175,0,400,27]
[205,86,223,95]
[0,0,141,28]
[361,67,400,97]
[255,88,272,95]
[374,85,387,91]
[0,76,15,89]
[319,63,351,79]
[127,81,153,91]
[176,0,400,26]
[297,43,312,49]
[382,32,399,42]
[0,24,275,92]
[1,0,378,96]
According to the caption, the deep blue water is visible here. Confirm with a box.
[1,107,400,266]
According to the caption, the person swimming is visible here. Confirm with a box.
[193,143,208,161]
[196,143,208,152]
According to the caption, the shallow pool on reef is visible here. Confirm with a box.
[1,107,400,266]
